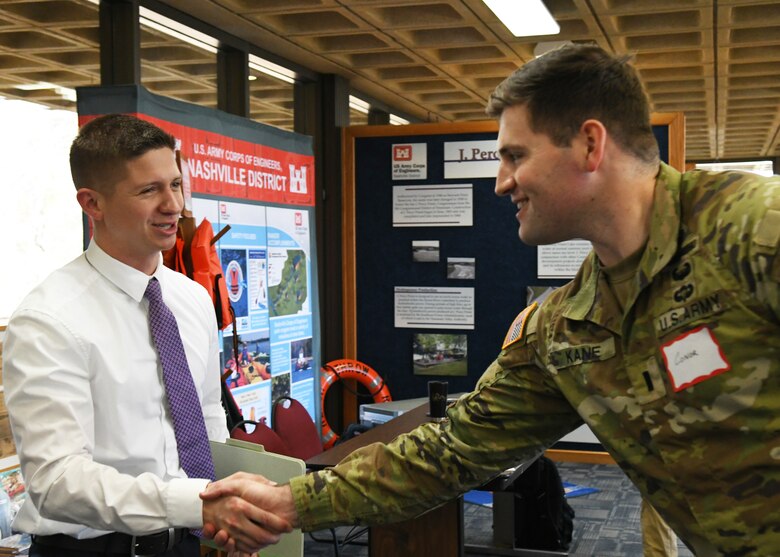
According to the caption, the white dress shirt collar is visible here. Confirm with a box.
[85,241,166,303]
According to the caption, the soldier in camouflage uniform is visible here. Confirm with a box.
[202,44,780,557]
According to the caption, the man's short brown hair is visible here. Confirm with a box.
[487,44,659,164]
[70,114,176,193]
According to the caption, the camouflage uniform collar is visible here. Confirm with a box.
[563,253,600,322]
[562,163,682,328]
[638,162,683,286]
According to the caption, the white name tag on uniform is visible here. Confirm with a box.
[661,325,730,392]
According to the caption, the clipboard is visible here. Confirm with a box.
[207,440,305,556]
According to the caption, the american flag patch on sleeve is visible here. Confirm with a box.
[502,302,539,349]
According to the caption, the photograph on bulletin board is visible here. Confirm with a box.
[412,240,440,263]
[447,257,476,280]
[413,333,468,377]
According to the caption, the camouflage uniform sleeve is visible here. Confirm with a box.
[750,178,780,319]
[289,315,582,531]
[699,172,780,319]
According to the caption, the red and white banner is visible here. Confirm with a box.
[78,112,314,207]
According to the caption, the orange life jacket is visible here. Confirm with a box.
[163,216,233,330]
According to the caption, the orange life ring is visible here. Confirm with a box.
[320,359,392,449]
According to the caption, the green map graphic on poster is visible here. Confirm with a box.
[269,249,308,317]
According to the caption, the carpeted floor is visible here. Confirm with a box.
[302,461,693,556]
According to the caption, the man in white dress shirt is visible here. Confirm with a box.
[3,114,291,556]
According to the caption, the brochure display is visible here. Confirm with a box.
[343,115,684,448]
[77,86,320,430]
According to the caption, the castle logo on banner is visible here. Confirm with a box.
[289,164,308,194]
[392,143,427,181]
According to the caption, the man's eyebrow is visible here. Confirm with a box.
[498,146,521,156]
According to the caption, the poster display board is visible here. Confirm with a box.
[77,85,320,429]
[344,121,557,403]
[343,115,684,452]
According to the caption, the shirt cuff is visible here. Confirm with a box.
[167,478,210,528]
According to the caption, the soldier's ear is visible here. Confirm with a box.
[579,119,606,172]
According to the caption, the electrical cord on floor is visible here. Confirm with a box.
[308,526,369,556]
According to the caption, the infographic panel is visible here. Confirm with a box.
[193,198,316,425]
[267,207,315,411]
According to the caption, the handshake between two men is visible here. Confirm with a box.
[201,472,297,555]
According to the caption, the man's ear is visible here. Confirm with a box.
[580,119,607,172]
[76,188,104,222]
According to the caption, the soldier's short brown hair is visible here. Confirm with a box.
[487,44,659,165]
[70,113,176,193]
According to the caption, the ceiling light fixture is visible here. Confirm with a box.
[389,114,410,126]
[248,54,297,84]
[94,5,297,86]
[15,82,56,90]
[139,7,219,54]
[349,95,370,115]
[695,160,774,177]
[482,0,559,37]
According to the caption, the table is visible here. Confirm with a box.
[306,402,566,557]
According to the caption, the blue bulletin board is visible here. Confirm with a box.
[343,114,685,410]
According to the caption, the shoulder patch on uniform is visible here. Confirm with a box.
[502,302,539,350]
[754,208,780,249]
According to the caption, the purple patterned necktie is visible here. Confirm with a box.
[145,277,215,481]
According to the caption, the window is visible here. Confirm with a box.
[0,98,81,322]
[0,0,99,321]
[248,54,295,131]
[140,8,218,110]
